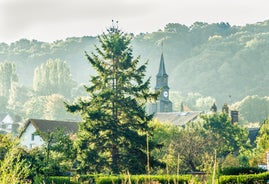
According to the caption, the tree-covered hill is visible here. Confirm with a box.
[1,20,269,105]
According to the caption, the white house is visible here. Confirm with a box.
[0,113,22,135]
[19,119,78,149]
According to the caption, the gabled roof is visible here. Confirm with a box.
[154,111,202,126]
[19,119,79,138]
[0,113,8,122]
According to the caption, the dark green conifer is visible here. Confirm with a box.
[66,23,160,174]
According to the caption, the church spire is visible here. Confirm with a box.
[157,53,167,77]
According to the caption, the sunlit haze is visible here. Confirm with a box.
[1,0,269,43]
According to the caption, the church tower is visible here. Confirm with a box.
[151,53,173,113]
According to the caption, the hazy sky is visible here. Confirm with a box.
[1,0,269,43]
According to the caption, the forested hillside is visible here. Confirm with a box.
[1,20,269,114]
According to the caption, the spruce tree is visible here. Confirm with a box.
[66,23,159,174]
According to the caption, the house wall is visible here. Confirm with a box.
[20,123,45,149]
[1,114,13,132]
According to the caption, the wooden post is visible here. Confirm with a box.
[146,132,150,175]
[177,153,180,184]
[212,149,217,184]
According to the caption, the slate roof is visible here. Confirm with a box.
[154,111,202,126]
[157,53,167,77]
[19,119,79,138]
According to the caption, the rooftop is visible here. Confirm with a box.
[154,111,202,126]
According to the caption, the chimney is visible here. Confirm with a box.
[230,110,239,124]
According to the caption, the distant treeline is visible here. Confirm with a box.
[1,20,269,105]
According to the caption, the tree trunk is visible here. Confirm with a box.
[111,144,119,174]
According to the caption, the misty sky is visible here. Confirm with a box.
[1,0,269,43]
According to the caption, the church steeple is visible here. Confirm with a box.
[156,53,169,90]
[157,53,167,77]
[154,52,172,112]
[147,51,173,114]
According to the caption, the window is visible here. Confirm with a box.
[31,134,35,141]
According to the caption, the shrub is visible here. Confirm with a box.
[219,172,269,184]
[220,167,267,175]
[48,176,70,184]
[95,175,192,184]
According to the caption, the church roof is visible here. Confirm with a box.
[157,53,167,77]
[154,111,202,126]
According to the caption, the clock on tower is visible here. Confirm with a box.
[163,91,168,98]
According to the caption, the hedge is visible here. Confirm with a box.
[220,167,267,175]
[48,176,71,184]
[95,175,192,184]
[219,172,269,184]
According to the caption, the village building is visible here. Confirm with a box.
[19,119,78,149]
[0,113,22,135]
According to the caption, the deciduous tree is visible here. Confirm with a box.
[33,59,76,98]
[0,62,18,97]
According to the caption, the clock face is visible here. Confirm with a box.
[163,91,168,98]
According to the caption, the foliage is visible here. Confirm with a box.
[0,20,269,104]
[48,176,72,184]
[220,166,266,175]
[153,113,250,173]
[202,113,249,157]
[0,62,18,98]
[232,95,269,123]
[0,95,8,112]
[33,58,76,98]
[2,21,269,123]
[44,94,78,121]
[66,24,160,174]
[95,174,192,184]
[174,122,214,173]
[0,134,13,160]
[219,172,269,184]
[36,128,76,177]
[221,154,249,168]
[249,119,269,166]
[149,120,181,174]
[23,94,78,120]
[170,91,216,112]
[183,92,216,111]
[0,136,31,183]
[8,82,30,116]
[23,95,47,119]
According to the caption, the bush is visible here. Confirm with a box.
[220,167,267,175]
[47,176,71,184]
[76,174,96,183]
[219,172,269,184]
[95,175,192,184]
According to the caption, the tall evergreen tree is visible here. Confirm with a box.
[66,23,159,174]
